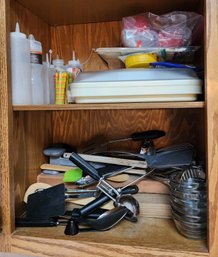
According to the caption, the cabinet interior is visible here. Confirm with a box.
[10,0,207,253]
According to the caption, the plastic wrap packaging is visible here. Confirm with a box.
[121,11,204,48]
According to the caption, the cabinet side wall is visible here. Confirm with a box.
[206,0,218,256]
[9,1,54,220]
[0,0,14,251]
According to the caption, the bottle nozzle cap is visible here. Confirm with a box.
[52,54,64,67]
[15,22,20,33]
[68,51,82,70]
[28,34,35,40]
[11,22,26,39]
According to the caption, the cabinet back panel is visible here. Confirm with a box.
[51,21,121,70]
[10,0,51,55]
[16,0,202,26]
[52,109,205,156]
[13,111,53,214]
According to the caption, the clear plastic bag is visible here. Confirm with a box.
[121,11,204,48]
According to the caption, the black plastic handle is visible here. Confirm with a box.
[79,193,109,217]
[16,217,58,227]
[78,185,139,217]
[69,152,101,181]
[120,184,139,195]
[131,130,166,141]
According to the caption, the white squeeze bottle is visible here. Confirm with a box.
[52,55,65,70]
[29,34,44,105]
[42,54,50,104]
[49,64,56,104]
[67,51,83,103]
[10,22,32,105]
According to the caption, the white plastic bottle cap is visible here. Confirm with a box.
[10,22,26,39]
[53,55,64,67]
[68,51,82,70]
[28,34,43,53]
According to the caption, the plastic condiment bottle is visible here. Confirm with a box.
[53,55,67,104]
[52,55,65,71]
[10,22,32,105]
[42,54,50,104]
[49,64,56,104]
[67,51,83,103]
[29,34,44,105]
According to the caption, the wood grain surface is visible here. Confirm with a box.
[11,217,208,256]
[1,0,217,256]
[206,0,218,256]
[12,102,205,111]
[51,109,204,153]
[13,111,52,216]
[10,235,208,257]
[51,21,121,71]
[16,0,201,26]
[10,0,51,56]
[0,0,14,251]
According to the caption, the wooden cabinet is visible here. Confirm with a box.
[0,0,218,256]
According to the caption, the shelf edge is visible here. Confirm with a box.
[13,102,205,111]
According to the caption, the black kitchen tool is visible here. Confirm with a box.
[82,130,166,154]
[69,152,140,218]
[64,219,93,235]
[144,143,194,168]
[102,130,166,144]
[65,206,129,235]
[82,206,129,230]
[26,184,66,218]
[72,185,138,218]
[26,182,138,219]
[16,217,61,227]
[95,143,194,169]
[25,183,98,218]
[16,209,108,227]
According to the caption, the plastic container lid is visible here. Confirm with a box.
[125,53,157,68]
[70,68,202,103]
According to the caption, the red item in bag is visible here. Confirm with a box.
[121,11,203,48]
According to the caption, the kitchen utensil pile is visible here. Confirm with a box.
[16,129,207,239]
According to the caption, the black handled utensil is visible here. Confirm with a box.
[81,130,166,154]
[69,152,140,219]
[65,206,130,235]
[101,130,166,146]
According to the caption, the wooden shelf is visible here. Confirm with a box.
[15,0,200,26]
[13,101,205,111]
[11,217,208,256]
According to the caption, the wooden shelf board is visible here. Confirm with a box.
[15,0,200,26]
[12,217,208,255]
[13,102,205,111]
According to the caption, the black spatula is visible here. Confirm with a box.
[26,184,65,218]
